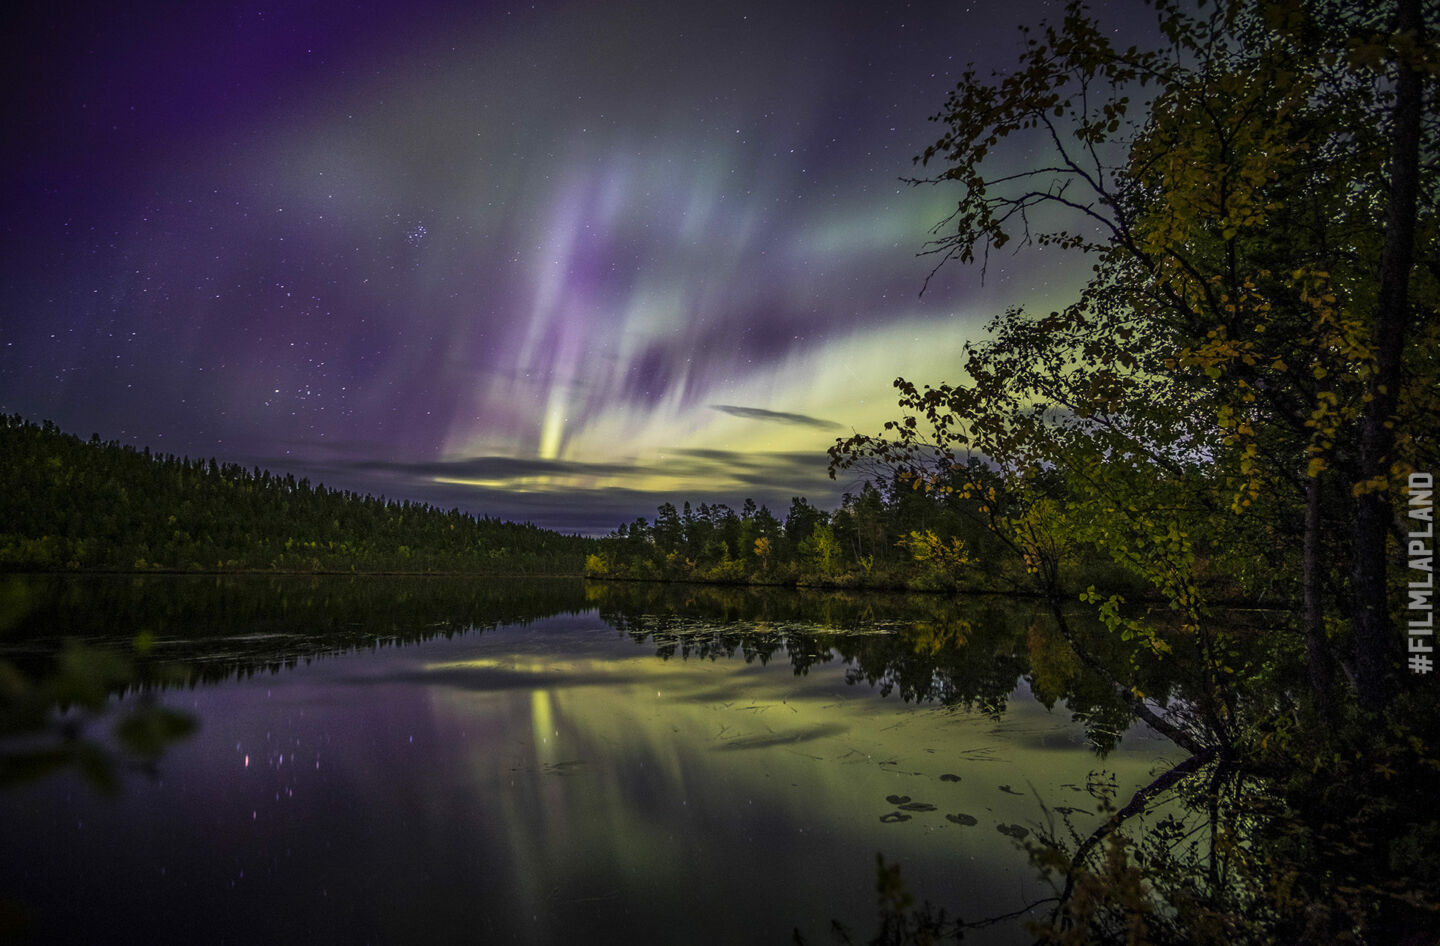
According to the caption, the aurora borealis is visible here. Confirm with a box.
[2,0,1146,533]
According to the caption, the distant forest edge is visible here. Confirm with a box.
[585,472,1193,597]
[0,416,591,575]
[3,414,1191,592]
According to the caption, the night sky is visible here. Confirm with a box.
[2,0,1152,534]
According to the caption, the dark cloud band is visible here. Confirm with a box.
[709,404,840,430]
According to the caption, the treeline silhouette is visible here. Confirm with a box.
[0,416,592,574]
[587,470,1147,594]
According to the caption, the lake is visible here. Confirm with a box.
[0,575,1179,944]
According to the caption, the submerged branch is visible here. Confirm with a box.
[1050,750,1221,926]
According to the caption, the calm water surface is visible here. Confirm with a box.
[0,576,1175,944]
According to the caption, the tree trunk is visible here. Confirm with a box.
[1352,0,1424,712]
[1304,475,1333,718]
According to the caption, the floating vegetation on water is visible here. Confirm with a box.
[884,794,936,811]
[1050,805,1091,817]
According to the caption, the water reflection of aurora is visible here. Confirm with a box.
[0,577,1182,944]
[408,627,1174,943]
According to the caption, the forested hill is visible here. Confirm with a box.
[0,415,592,574]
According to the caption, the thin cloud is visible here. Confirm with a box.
[710,404,841,430]
[308,448,831,486]
[259,447,844,534]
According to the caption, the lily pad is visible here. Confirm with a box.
[996,823,1030,840]
[939,773,961,783]
[880,811,912,824]
[898,801,936,812]
[885,794,911,806]
[945,813,978,826]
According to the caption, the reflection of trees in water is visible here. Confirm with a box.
[3,574,590,684]
[775,598,1440,945]
[590,580,1203,754]
[1012,741,1438,945]
[0,574,591,791]
[589,584,1440,945]
[9,576,1435,942]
